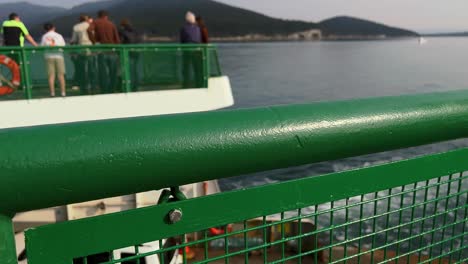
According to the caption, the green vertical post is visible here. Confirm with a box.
[203,45,210,88]
[0,214,16,264]
[16,51,28,100]
[21,49,32,99]
[120,47,131,93]
[213,48,222,76]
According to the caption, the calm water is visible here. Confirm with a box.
[216,38,468,256]
[218,37,468,187]
[221,38,468,109]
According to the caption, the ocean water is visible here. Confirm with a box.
[218,37,468,188]
[221,37,468,109]
[215,38,468,257]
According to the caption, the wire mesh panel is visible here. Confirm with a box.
[208,48,222,77]
[25,47,123,98]
[0,44,221,101]
[25,148,468,264]
[134,47,204,90]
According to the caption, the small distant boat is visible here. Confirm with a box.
[419,37,428,45]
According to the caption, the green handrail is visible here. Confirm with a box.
[2,89,468,215]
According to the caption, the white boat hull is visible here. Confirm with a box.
[0,76,233,130]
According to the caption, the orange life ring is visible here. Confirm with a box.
[0,55,20,96]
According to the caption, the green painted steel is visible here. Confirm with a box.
[0,214,16,264]
[24,148,468,263]
[120,48,131,93]
[20,49,33,99]
[0,43,218,51]
[0,44,221,100]
[3,90,468,214]
[203,45,210,87]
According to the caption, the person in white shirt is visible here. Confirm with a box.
[41,22,66,97]
[70,14,96,94]
[70,14,93,45]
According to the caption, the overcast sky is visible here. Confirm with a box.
[215,0,468,33]
[3,0,468,33]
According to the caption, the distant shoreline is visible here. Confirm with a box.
[422,34,468,37]
[143,35,418,43]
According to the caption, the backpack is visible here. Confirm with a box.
[120,26,141,44]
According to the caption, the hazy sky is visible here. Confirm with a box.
[215,0,468,33]
[3,0,468,33]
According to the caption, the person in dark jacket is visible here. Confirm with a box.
[196,16,209,44]
[180,11,202,88]
[119,19,140,90]
[119,19,139,44]
[180,11,201,44]
[90,10,120,93]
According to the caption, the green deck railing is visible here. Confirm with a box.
[0,44,222,101]
[1,90,467,263]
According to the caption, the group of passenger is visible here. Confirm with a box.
[1,10,210,97]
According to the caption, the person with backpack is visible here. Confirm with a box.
[119,19,140,44]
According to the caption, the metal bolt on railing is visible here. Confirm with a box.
[168,209,183,224]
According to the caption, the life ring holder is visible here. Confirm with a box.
[0,55,21,96]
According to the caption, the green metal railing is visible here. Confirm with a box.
[1,90,468,263]
[0,44,222,100]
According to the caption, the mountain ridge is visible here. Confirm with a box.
[0,1,418,40]
[0,2,65,26]
[319,16,419,38]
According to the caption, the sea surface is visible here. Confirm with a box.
[218,37,468,187]
[215,38,468,257]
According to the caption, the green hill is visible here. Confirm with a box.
[0,0,418,40]
[0,2,65,26]
[319,16,418,37]
[33,0,318,38]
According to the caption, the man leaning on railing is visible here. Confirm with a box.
[1,12,37,47]
[89,10,121,94]
[71,14,96,95]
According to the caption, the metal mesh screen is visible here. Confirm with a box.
[72,173,467,264]
[0,45,221,101]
